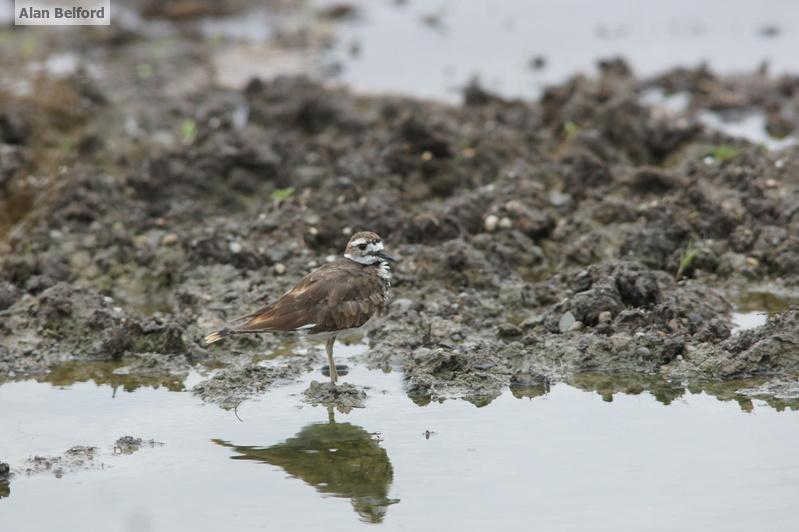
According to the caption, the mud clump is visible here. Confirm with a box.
[303,381,367,412]
[540,261,730,340]
[0,283,191,375]
[403,347,508,406]
[113,436,164,455]
[668,308,799,379]
[21,446,101,479]
[0,462,9,499]
[193,357,316,409]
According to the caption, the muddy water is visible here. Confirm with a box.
[731,289,799,333]
[1,345,798,531]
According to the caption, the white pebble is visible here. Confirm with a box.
[484,214,499,232]
[274,263,286,275]
[229,241,242,254]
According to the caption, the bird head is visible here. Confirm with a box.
[344,231,397,265]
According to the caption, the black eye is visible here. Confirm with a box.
[358,243,367,250]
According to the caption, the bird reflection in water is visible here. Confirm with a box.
[213,407,398,523]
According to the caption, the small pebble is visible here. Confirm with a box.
[498,323,523,338]
[274,263,286,275]
[228,241,242,254]
[341,227,353,235]
[161,233,179,246]
[325,254,337,263]
[498,217,513,229]
[598,311,612,323]
[558,311,576,333]
[569,321,584,332]
[484,214,499,232]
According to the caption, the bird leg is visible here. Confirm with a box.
[325,335,338,384]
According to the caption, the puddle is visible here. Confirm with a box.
[731,310,768,333]
[730,288,799,333]
[315,0,799,102]
[639,87,692,116]
[697,110,797,151]
[734,288,799,313]
[2,344,799,530]
[638,88,799,150]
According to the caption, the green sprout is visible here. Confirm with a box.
[708,145,740,162]
[563,121,580,139]
[676,248,699,280]
[180,118,196,143]
[271,187,295,201]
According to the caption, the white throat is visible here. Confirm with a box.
[343,254,392,282]
[377,261,392,281]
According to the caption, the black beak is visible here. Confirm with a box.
[375,249,398,262]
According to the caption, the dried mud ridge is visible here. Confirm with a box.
[2,46,799,407]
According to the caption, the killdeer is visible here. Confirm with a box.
[203,231,397,384]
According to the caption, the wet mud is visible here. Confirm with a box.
[1,2,799,409]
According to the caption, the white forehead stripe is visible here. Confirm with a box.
[349,238,367,247]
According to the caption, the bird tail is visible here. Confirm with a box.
[203,327,231,346]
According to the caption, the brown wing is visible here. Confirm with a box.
[232,261,385,334]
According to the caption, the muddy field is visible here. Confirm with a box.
[2,1,799,416]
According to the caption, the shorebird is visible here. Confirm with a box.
[203,231,397,384]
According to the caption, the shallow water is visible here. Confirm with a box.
[731,310,768,333]
[731,288,799,333]
[318,0,799,102]
[1,345,798,532]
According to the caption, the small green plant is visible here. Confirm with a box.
[180,118,196,143]
[563,121,580,139]
[271,187,295,201]
[676,247,699,280]
[708,145,740,162]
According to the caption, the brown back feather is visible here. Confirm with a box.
[233,259,386,334]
